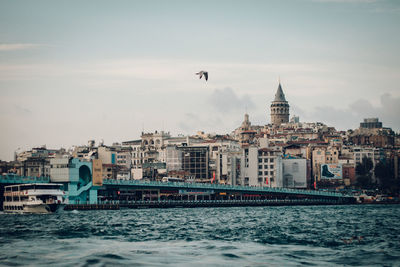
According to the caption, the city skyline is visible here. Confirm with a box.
[1,0,400,161]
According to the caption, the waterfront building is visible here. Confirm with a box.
[282,158,307,188]
[123,131,204,178]
[311,146,339,183]
[165,145,210,182]
[257,148,283,187]
[14,146,67,178]
[191,137,240,182]
[215,148,242,185]
[342,164,356,186]
[180,146,210,181]
[241,146,283,187]
[166,145,183,173]
[49,157,96,204]
[241,146,258,186]
[20,157,50,178]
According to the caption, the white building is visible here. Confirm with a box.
[282,158,307,188]
[353,146,384,166]
[49,157,70,182]
[216,149,241,185]
[241,146,283,187]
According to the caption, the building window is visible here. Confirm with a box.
[264,171,268,175]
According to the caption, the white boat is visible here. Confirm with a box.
[3,183,66,214]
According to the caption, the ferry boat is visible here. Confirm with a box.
[3,183,66,213]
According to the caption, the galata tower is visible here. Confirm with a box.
[270,82,289,126]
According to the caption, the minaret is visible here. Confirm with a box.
[270,82,289,126]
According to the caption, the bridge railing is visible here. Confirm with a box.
[0,174,50,184]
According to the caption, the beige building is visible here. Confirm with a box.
[312,146,339,181]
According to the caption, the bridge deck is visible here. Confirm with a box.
[0,175,353,200]
[102,179,351,199]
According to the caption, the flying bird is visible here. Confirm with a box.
[196,71,208,81]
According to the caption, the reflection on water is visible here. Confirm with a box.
[1,205,400,266]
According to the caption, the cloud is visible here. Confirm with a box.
[207,87,255,113]
[178,113,224,134]
[301,93,400,131]
[0,43,42,51]
[177,88,258,134]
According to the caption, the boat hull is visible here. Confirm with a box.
[3,203,64,214]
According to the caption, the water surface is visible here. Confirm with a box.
[1,205,399,266]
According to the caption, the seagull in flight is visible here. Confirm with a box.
[196,71,208,81]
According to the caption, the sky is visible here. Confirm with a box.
[0,0,399,161]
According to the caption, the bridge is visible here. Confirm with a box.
[102,179,349,199]
[0,174,356,207]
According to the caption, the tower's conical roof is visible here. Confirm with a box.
[274,83,286,102]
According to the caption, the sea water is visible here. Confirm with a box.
[1,205,400,266]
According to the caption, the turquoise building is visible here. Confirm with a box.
[50,158,98,204]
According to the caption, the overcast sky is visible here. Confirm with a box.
[1,0,399,160]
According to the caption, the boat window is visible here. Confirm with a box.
[20,185,33,191]
[34,184,62,190]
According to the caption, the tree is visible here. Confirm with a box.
[356,157,374,189]
[374,161,397,194]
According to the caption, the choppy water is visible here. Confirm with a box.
[1,205,400,266]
